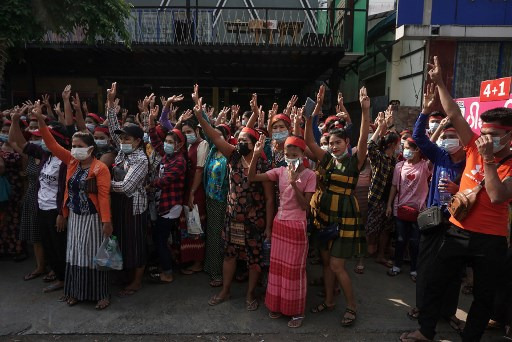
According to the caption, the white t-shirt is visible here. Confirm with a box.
[38,155,62,210]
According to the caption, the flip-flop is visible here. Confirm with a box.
[24,271,45,281]
[180,268,203,275]
[209,279,223,287]
[310,302,335,314]
[117,288,139,298]
[208,294,230,306]
[149,273,174,284]
[288,316,304,328]
[398,332,432,342]
[43,273,57,282]
[269,312,282,319]
[376,259,394,268]
[246,299,259,311]
[341,308,357,327]
[67,297,79,306]
[354,265,365,274]
[95,296,111,310]
[43,282,64,293]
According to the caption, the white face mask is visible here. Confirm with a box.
[429,122,440,132]
[403,148,415,160]
[436,138,461,154]
[71,147,92,161]
[285,157,300,171]
[321,145,329,152]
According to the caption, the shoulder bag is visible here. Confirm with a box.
[448,154,512,222]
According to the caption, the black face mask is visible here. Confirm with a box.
[237,142,251,156]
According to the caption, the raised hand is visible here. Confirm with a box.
[82,101,89,114]
[385,109,394,127]
[143,93,154,112]
[250,93,258,113]
[41,94,51,108]
[337,92,344,107]
[287,95,298,110]
[312,85,325,117]
[160,96,167,107]
[137,99,144,113]
[231,105,240,119]
[359,86,370,110]
[376,111,386,128]
[192,84,199,105]
[71,93,81,111]
[149,104,160,122]
[440,117,450,128]
[193,97,203,119]
[54,102,63,118]
[422,83,437,113]
[31,100,43,119]
[169,94,184,103]
[254,135,265,154]
[62,84,72,100]
[107,82,117,106]
[427,56,443,85]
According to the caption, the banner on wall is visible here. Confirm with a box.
[455,94,512,134]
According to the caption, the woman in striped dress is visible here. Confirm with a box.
[33,101,112,309]
[305,86,371,327]
[106,83,149,297]
[249,135,316,328]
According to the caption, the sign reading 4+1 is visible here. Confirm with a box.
[479,77,511,102]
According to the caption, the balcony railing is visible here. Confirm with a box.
[42,6,365,51]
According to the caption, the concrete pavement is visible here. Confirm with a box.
[0,255,503,341]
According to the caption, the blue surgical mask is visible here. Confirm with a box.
[437,138,461,154]
[41,140,50,152]
[143,133,149,143]
[86,123,96,133]
[0,134,8,142]
[95,139,108,148]
[31,140,42,146]
[492,136,507,153]
[164,142,175,155]
[186,133,197,145]
[120,143,134,154]
[272,131,289,143]
[403,148,415,160]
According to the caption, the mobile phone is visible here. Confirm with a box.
[303,97,316,119]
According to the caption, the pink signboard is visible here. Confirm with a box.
[455,94,512,134]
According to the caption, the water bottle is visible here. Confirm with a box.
[438,169,451,206]
[262,240,271,267]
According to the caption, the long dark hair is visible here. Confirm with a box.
[379,131,399,151]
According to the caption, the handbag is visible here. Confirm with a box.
[396,164,419,222]
[317,223,340,243]
[417,206,443,232]
[448,154,512,222]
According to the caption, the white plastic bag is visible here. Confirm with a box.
[94,236,123,270]
[185,204,203,235]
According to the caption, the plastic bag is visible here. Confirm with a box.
[185,204,203,235]
[94,236,123,271]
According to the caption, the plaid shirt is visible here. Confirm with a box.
[149,127,186,215]
[367,140,396,206]
[108,107,149,215]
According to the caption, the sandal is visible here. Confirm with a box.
[376,259,394,268]
[24,271,45,281]
[387,267,401,277]
[117,288,139,298]
[354,265,365,274]
[269,312,282,319]
[407,307,420,320]
[447,316,465,334]
[288,316,304,328]
[208,294,230,306]
[461,284,473,295]
[399,331,432,341]
[246,298,259,311]
[310,302,335,314]
[43,282,64,293]
[149,273,174,284]
[58,295,69,302]
[43,273,57,283]
[66,297,79,306]
[341,308,357,327]
[209,279,223,287]
[95,296,111,310]
[180,268,202,275]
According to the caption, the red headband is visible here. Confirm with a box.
[241,127,260,140]
[49,128,69,143]
[481,123,512,130]
[406,137,416,144]
[322,132,330,137]
[217,124,231,137]
[94,126,110,135]
[272,114,291,126]
[324,116,337,127]
[172,128,185,144]
[400,130,411,136]
[87,113,103,124]
[284,136,306,151]
[429,115,443,120]
[443,127,457,133]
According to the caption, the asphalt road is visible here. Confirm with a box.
[0,255,504,341]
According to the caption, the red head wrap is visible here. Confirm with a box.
[87,113,104,124]
[241,127,260,140]
[94,126,110,135]
[324,116,337,128]
[481,123,512,131]
[217,124,231,137]
[172,128,185,144]
[272,114,291,126]
[284,136,306,151]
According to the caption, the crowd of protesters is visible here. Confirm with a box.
[0,56,511,340]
